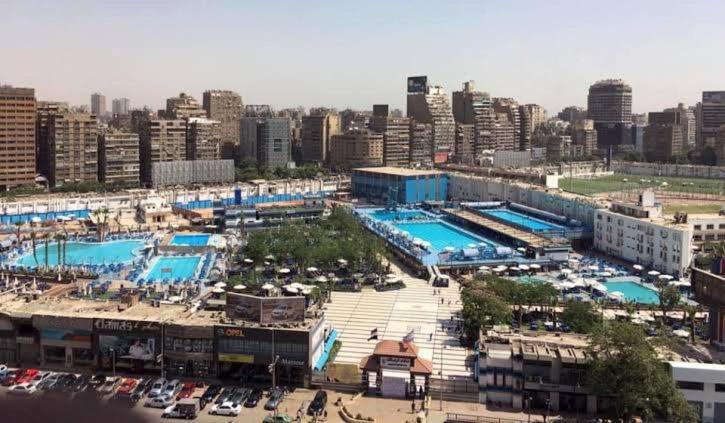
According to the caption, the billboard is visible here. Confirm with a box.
[260,297,305,324]
[98,334,157,362]
[226,292,262,322]
[41,328,92,343]
[407,76,428,94]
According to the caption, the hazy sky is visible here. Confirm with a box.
[2,0,723,114]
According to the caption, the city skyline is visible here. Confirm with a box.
[2,0,724,114]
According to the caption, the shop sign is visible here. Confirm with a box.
[94,319,160,333]
[279,357,305,367]
[216,327,245,338]
[16,336,35,344]
[380,356,410,370]
[218,353,254,363]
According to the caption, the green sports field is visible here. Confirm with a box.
[560,174,725,196]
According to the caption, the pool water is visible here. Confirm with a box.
[602,280,660,304]
[170,234,210,247]
[16,240,144,267]
[393,221,492,253]
[371,210,427,222]
[482,209,561,232]
[144,256,202,282]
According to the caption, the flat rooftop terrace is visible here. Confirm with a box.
[353,166,445,177]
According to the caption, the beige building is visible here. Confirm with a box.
[454,123,475,162]
[47,113,99,187]
[407,78,455,162]
[571,119,597,156]
[165,93,205,119]
[370,115,410,167]
[98,129,140,186]
[139,119,186,184]
[329,130,383,168]
[690,214,725,246]
[525,104,548,130]
[186,117,222,161]
[0,86,36,189]
[301,112,341,163]
[409,121,433,167]
[203,90,242,160]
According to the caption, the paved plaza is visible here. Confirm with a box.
[323,264,472,380]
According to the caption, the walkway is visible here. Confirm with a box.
[443,209,550,248]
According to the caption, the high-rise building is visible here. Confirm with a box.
[587,79,633,147]
[699,91,725,149]
[111,98,130,115]
[454,123,475,162]
[571,119,598,156]
[36,100,68,176]
[0,86,36,189]
[409,121,433,168]
[164,93,205,119]
[98,129,140,186]
[525,104,548,131]
[301,111,341,163]
[663,103,696,146]
[186,117,222,161]
[491,113,516,151]
[203,90,243,160]
[340,109,371,131]
[518,105,532,151]
[47,113,99,187]
[370,109,410,167]
[557,106,587,123]
[452,81,491,124]
[329,130,383,168]
[138,119,186,184]
[244,104,275,117]
[239,117,291,168]
[643,111,684,162]
[406,76,455,163]
[716,126,725,166]
[493,98,521,150]
[91,93,106,117]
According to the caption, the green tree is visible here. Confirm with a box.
[656,282,681,320]
[30,231,39,267]
[681,303,701,344]
[560,300,600,333]
[586,321,696,422]
[461,284,511,340]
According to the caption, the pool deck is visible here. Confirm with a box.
[443,209,555,248]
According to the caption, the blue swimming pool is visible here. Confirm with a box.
[393,221,493,253]
[482,209,562,232]
[602,280,660,304]
[170,234,210,247]
[370,210,428,222]
[16,240,144,267]
[144,256,202,282]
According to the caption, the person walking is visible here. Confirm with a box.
[411,401,416,414]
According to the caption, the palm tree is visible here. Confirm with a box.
[43,234,50,269]
[55,233,64,269]
[681,303,701,344]
[30,231,39,267]
[13,221,23,244]
[622,301,637,322]
[92,208,110,242]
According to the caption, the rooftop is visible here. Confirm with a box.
[353,167,445,177]
[372,340,419,358]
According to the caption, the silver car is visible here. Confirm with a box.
[147,377,168,398]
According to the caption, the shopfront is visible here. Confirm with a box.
[360,340,432,399]
[34,315,93,369]
[0,313,16,364]
[163,324,215,378]
[93,318,162,374]
[215,325,316,388]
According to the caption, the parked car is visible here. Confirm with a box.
[8,382,38,396]
[0,364,10,377]
[262,415,293,423]
[31,371,52,384]
[145,393,175,408]
[244,389,262,408]
[130,378,155,402]
[176,381,196,400]
[229,388,251,406]
[98,376,122,395]
[214,386,237,405]
[163,398,200,419]
[264,388,284,411]
[49,373,77,393]
[210,401,242,416]
[162,379,183,397]
[147,378,168,398]
[307,390,327,416]
[113,378,139,399]
[38,372,62,390]
[89,374,107,390]
[201,384,222,403]
[71,374,93,393]
[15,368,39,385]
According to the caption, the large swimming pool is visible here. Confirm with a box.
[602,280,660,304]
[143,256,202,282]
[481,209,562,232]
[16,240,144,267]
[393,221,493,253]
[170,234,210,247]
[370,210,427,222]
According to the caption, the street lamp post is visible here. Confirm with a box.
[110,348,116,377]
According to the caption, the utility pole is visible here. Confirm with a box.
[110,348,116,377]
[439,343,444,411]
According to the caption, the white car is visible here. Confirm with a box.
[145,394,175,408]
[31,371,53,383]
[210,401,242,416]
[9,382,38,395]
[0,365,9,377]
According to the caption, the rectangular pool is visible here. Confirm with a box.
[602,280,660,304]
[393,221,492,253]
[370,210,427,222]
[481,209,563,232]
[144,256,202,282]
[170,234,210,247]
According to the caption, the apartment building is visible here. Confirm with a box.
[407,76,455,163]
[98,129,140,186]
[36,100,68,177]
[644,111,684,162]
[301,112,341,163]
[370,114,410,167]
[689,215,725,246]
[164,93,205,119]
[0,86,36,189]
[186,117,222,161]
[139,119,186,184]
[409,121,433,168]
[203,90,242,160]
[240,117,292,168]
[669,361,725,423]
[329,130,383,168]
[593,190,692,276]
[47,113,99,187]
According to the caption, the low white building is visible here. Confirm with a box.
[669,361,725,423]
[593,190,692,277]
[689,214,725,247]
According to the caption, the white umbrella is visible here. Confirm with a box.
[301,288,312,295]
[290,282,305,289]
[168,295,182,303]
[214,282,226,288]
[518,264,530,271]
[633,264,643,270]
[212,287,225,294]
[391,229,400,236]
[443,246,455,253]
[648,270,660,276]
[588,265,599,270]
[306,267,318,273]
[315,275,328,283]
[467,243,478,249]
[529,264,541,270]
[516,247,526,253]
[478,266,491,271]
[265,254,275,260]
[337,259,348,265]
[509,266,521,271]
[592,283,608,292]
[412,239,423,246]
[604,267,616,273]
[421,241,432,250]
[559,281,576,289]
[385,273,398,280]
[571,278,587,288]
[400,231,410,238]
[609,291,624,300]
[599,271,612,277]
[278,268,291,274]
[233,284,246,290]
[477,242,488,247]
[673,329,690,338]
[658,274,674,281]
[243,258,253,264]
[560,269,572,275]
[285,286,299,294]
[261,283,275,290]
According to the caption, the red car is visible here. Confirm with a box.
[15,369,39,385]
[176,381,196,400]
[114,378,139,398]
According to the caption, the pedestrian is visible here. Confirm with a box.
[448,299,451,306]
[450,316,453,322]
[429,333,433,341]
[324,410,328,419]
[411,401,416,414]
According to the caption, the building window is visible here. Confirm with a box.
[694,225,702,231]
[676,381,704,391]
[706,224,714,230]
[716,383,725,392]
